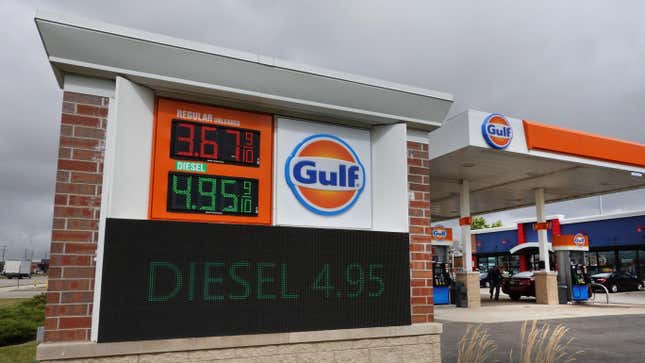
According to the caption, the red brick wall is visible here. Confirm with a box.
[45,92,108,342]
[407,141,433,323]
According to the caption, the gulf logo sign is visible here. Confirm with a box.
[573,233,586,247]
[430,226,453,241]
[481,113,513,149]
[285,134,366,216]
[552,233,589,251]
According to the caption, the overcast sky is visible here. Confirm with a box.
[1,0,644,259]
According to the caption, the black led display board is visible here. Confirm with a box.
[171,120,260,166]
[167,172,259,216]
[98,219,411,342]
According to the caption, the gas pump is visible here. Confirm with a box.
[432,261,452,304]
[570,251,590,301]
[553,233,590,303]
[430,225,454,305]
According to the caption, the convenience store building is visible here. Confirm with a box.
[473,211,645,279]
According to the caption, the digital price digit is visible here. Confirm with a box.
[311,263,385,299]
[167,172,258,216]
[170,120,260,166]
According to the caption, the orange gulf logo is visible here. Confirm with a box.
[482,113,513,149]
[573,233,586,247]
[431,226,450,240]
[285,134,366,216]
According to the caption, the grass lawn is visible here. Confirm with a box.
[0,295,45,347]
[0,341,36,363]
[0,299,28,309]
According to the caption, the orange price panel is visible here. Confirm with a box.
[150,98,273,225]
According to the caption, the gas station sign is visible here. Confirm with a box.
[552,233,589,251]
[95,98,410,342]
[275,118,372,229]
[430,225,453,242]
[149,98,273,224]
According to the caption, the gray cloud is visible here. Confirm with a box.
[0,0,644,258]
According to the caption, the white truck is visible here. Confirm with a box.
[2,260,31,279]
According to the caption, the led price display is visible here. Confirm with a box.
[150,98,273,224]
[167,172,258,216]
[98,219,411,342]
[171,120,260,166]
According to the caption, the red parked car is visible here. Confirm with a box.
[502,271,536,301]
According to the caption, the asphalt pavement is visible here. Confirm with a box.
[441,314,645,362]
[0,275,47,298]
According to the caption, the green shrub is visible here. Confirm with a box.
[0,295,45,346]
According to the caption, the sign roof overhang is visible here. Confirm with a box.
[34,11,453,130]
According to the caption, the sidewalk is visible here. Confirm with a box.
[435,302,645,323]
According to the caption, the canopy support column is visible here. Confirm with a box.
[460,180,472,272]
[456,180,480,307]
[535,188,550,272]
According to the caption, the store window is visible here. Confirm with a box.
[619,250,638,277]
[639,250,645,281]
[597,251,616,273]
[478,256,496,272]
[508,255,520,274]
[588,252,600,275]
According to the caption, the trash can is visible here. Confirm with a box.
[558,283,569,304]
[434,286,450,305]
[454,282,468,308]
[572,284,590,301]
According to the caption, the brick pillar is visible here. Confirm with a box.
[407,141,433,323]
[45,92,108,342]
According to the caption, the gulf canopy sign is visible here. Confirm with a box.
[430,225,453,242]
[552,233,589,251]
[481,113,513,149]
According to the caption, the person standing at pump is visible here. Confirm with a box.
[488,265,502,300]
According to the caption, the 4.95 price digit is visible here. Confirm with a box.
[311,263,384,299]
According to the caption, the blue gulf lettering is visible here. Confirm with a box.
[348,165,360,187]
[319,170,337,186]
[293,160,317,184]
[488,124,510,138]
[339,164,347,187]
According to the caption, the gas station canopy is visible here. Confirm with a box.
[429,110,645,221]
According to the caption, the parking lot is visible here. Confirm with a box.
[439,288,645,362]
[441,314,645,362]
[479,286,645,305]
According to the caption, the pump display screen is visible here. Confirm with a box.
[171,120,260,166]
[167,172,258,216]
[98,218,411,342]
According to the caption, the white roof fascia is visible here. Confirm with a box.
[559,210,645,225]
[471,225,518,234]
[512,215,566,225]
[427,111,470,159]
